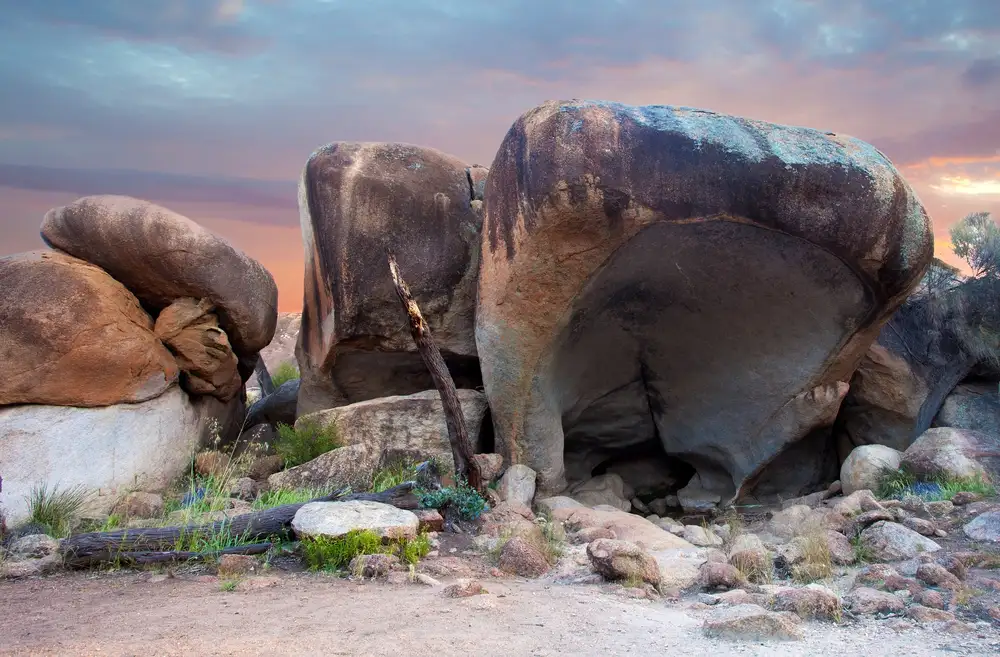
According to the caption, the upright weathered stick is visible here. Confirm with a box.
[388,252,483,491]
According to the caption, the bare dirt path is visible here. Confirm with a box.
[2,572,998,657]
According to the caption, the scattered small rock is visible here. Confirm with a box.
[915,563,962,590]
[925,501,954,517]
[586,539,661,587]
[845,587,906,616]
[860,521,941,561]
[229,477,258,502]
[964,511,1000,542]
[442,579,486,598]
[195,450,231,477]
[248,455,284,481]
[844,509,895,537]
[914,589,946,609]
[935,555,967,581]
[771,584,841,620]
[832,490,884,517]
[682,525,723,548]
[950,491,981,506]
[349,553,399,579]
[414,509,444,533]
[217,554,257,577]
[414,573,442,587]
[907,605,955,623]
[901,517,938,536]
[499,537,550,578]
[702,604,803,642]
[700,562,747,591]
[883,575,923,595]
[855,564,900,589]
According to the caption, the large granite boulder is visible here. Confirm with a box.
[901,426,1000,481]
[0,251,178,407]
[933,382,1000,439]
[836,262,994,455]
[476,100,932,508]
[269,389,489,491]
[0,386,237,524]
[295,143,488,416]
[40,195,278,364]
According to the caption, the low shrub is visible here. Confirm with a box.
[301,529,432,571]
[271,362,300,388]
[371,460,420,493]
[877,466,996,502]
[418,482,487,520]
[274,420,342,469]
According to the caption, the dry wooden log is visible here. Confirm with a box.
[387,252,483,492]
[98,543,273,567]
[60,483,419,567]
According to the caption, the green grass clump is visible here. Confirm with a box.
[851,535,872,564]
[371,460,420,493]
[302,530,386,571]
[301,529,432,571]
[271,362,300,388]
[219,578,240,592]
[251,487,331,511]
[877,466,996,501]
[24,483,88,538]
[274,420,342,469]
[172,521,255,553]
[418,482,487,520]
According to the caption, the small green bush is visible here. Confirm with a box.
[274,420,342,468]
[25,483,88,538]
[418,482,487,520]
[371,460,419,493]
[301,529,432,571]
[271,362,300,388]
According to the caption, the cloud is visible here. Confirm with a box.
[963,57,1000,87]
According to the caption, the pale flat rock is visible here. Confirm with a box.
[963,512,1000,542]
[860,521,941,562]
[291,500,419,541]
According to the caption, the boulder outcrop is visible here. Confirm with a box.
[295,142,487,415]
[40,195,278,366]
[0,251,178,407]
[476,100,933,508]
[154,297,242,401]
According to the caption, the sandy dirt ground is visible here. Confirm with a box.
[2,571,999,657]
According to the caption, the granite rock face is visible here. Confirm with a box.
[476,100,933,508]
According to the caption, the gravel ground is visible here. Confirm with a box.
[2,571,999,657]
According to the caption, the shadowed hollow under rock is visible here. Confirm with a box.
[476,100,933,511]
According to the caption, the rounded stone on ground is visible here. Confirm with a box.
[840,444,902,496]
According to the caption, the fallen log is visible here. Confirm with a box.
[100,543,273,567]
[388,252,483,492]
[60,483,419,567]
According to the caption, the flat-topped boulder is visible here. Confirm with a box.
[477,100,933,509]
[40,195,278,362]
[0,250,178,407]
[295,143,487,415]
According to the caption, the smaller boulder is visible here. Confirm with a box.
[195,451,231,478]
[901,427,994,481]
[845,587,905,615]
[218,554,257,577]
[499,537,550,578]
[586,538,661,586]
[902,517,938,536]
[854,564,901,589]
[682,525,724,548]
[771,584,841,620]
[291,500,419,540]
[728,534,770,576]
[248,455,284,481]
[915,563,962,590]
[414,509,444,533]
[570,474,632,511]
[229,477,259,502]
[914,589,946,609]
[832,490,883,517]
[572,526,617,544]
[9,534,60,560]
[963,511,1000,542]
[117,492,165,519]
[702,604,803,641]
[442,579,486,598]
[841,445,902,496]
[907,605,955,623]
[472,453,505,483]
[700,562,747,591]
[498,464,537,507]
[860,521,941,562]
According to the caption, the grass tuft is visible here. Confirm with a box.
[371,460,419,493]
[792,529,833,583]
[850,534,872,564]
[251,487,332,511]
[418,482,487,520]
[301,529,432,571]
[274,420,342,469]
[877,466,996,501]
[24,483,89,538]
[270,362,300,388]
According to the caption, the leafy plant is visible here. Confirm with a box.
[219,578,240,592]
[396,533,432,565]
[24,483,89,538]
[418,482,487,520]
[301,529,432,571]
[274,420,342,469]
[851,535,872,564]
[951,211,1000,279]
[271,362,300,388]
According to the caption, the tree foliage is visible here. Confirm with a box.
[950,211,1000,279]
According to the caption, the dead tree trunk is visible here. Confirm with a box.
[387,252,483,492]
[60,483,419,567]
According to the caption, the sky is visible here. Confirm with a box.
[0,0,998,312]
